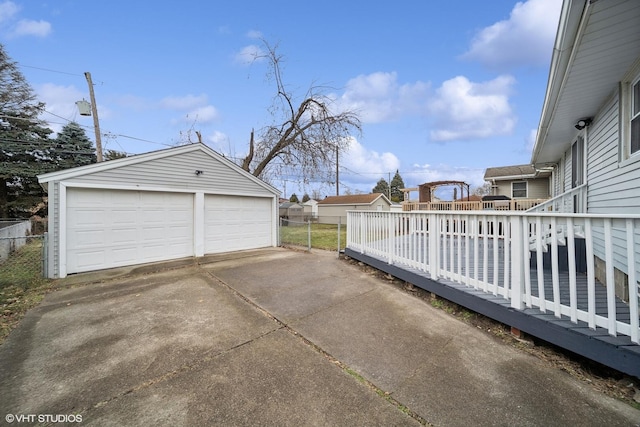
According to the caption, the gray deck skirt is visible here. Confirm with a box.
[344,248,640,379]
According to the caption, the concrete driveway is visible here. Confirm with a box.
[1,248,639,426]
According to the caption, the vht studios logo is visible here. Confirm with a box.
[5,414,83,423]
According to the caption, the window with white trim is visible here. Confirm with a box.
[631,78,640,155]
[620,62,640,162]
[512,181,527,198]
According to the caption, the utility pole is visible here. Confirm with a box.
[84,72,103,162]
[335,144,339,196]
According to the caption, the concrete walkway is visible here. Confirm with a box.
[0,248,638,426]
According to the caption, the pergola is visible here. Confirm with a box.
[401,180,470,203]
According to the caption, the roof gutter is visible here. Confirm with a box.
[531,0,591,164]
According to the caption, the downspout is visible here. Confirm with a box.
[583,123,589,213]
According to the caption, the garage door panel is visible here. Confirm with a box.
[76,250,106,270]
[204,195,272,254]
[66,189,194,274]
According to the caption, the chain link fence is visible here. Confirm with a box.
[0,219,48,289]
[279,216,346,253]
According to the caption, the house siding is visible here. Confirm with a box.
[528,179,550,199]
[584,86,640,279]
[563,149,572,193]
[51,181,60,278]
[318,203,390,224]
[587,87,640,214]
[39,146,279,278]
[61,151,272,196]
[495,178,549,199]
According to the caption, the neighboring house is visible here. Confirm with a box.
[483,164,551,200]
[279,202,304,221]
[317,193,391,224]
[37,144,280,278]
[390,202,403,212]
[532,0,640,215]
[302,199,318,220]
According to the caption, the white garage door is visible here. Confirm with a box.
[204,195,272,254]
[66,188,194,274]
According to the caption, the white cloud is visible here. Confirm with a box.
[158,94,218,124]
[341,137,400,183]
[35,83,98,136]
[246,30,262,39]
[208,130,228,145]
[461,0,562,70]
[0,2,52,38]
[234,44,265,65]
[338,72,430,123]
[186,105,219,124]
[427,75,516,141]
[0,1,18,24]
[159,94,208,110]
[14,19,51,37]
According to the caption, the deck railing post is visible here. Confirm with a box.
[428,213,439,280]
[388,212,394,264]
[359,212,365,254]
[510,215,524,310]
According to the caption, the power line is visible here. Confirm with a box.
[17,63,83,78]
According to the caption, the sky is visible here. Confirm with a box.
[1,0,563,199]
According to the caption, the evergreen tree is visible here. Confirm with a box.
[103,149,128,161]
[301,193,310,203]
[0,44,55,218]
[372,178,389,196]
[53,121,96,169]
[289,193,299,203]
[390,169,405,203]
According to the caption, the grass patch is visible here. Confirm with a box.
[280,222,347,251]
[0,239,55,343]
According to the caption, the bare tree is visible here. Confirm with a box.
[472,181,493,196]
[241,41,361,186]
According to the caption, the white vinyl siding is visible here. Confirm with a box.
[495,179,549,199]
[587,90,640,214]
[63,150,270,196]
[39,145,280,278]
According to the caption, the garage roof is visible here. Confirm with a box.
[318,193,391,206]
[38,143,280,196]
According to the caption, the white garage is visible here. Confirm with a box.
[38,144,280,278]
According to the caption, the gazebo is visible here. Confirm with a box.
[402,180,470,203]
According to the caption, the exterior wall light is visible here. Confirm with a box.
[575,118,592,130]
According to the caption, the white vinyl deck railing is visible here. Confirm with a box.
[527,184,587,213]
[347,210,640,344]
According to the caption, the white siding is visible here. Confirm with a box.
[40,146,279,277]
[563,149,572,193]
[587,89,640,214]
[64,151,273,197]
[584,87,640,277]
[494,179,549,199]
